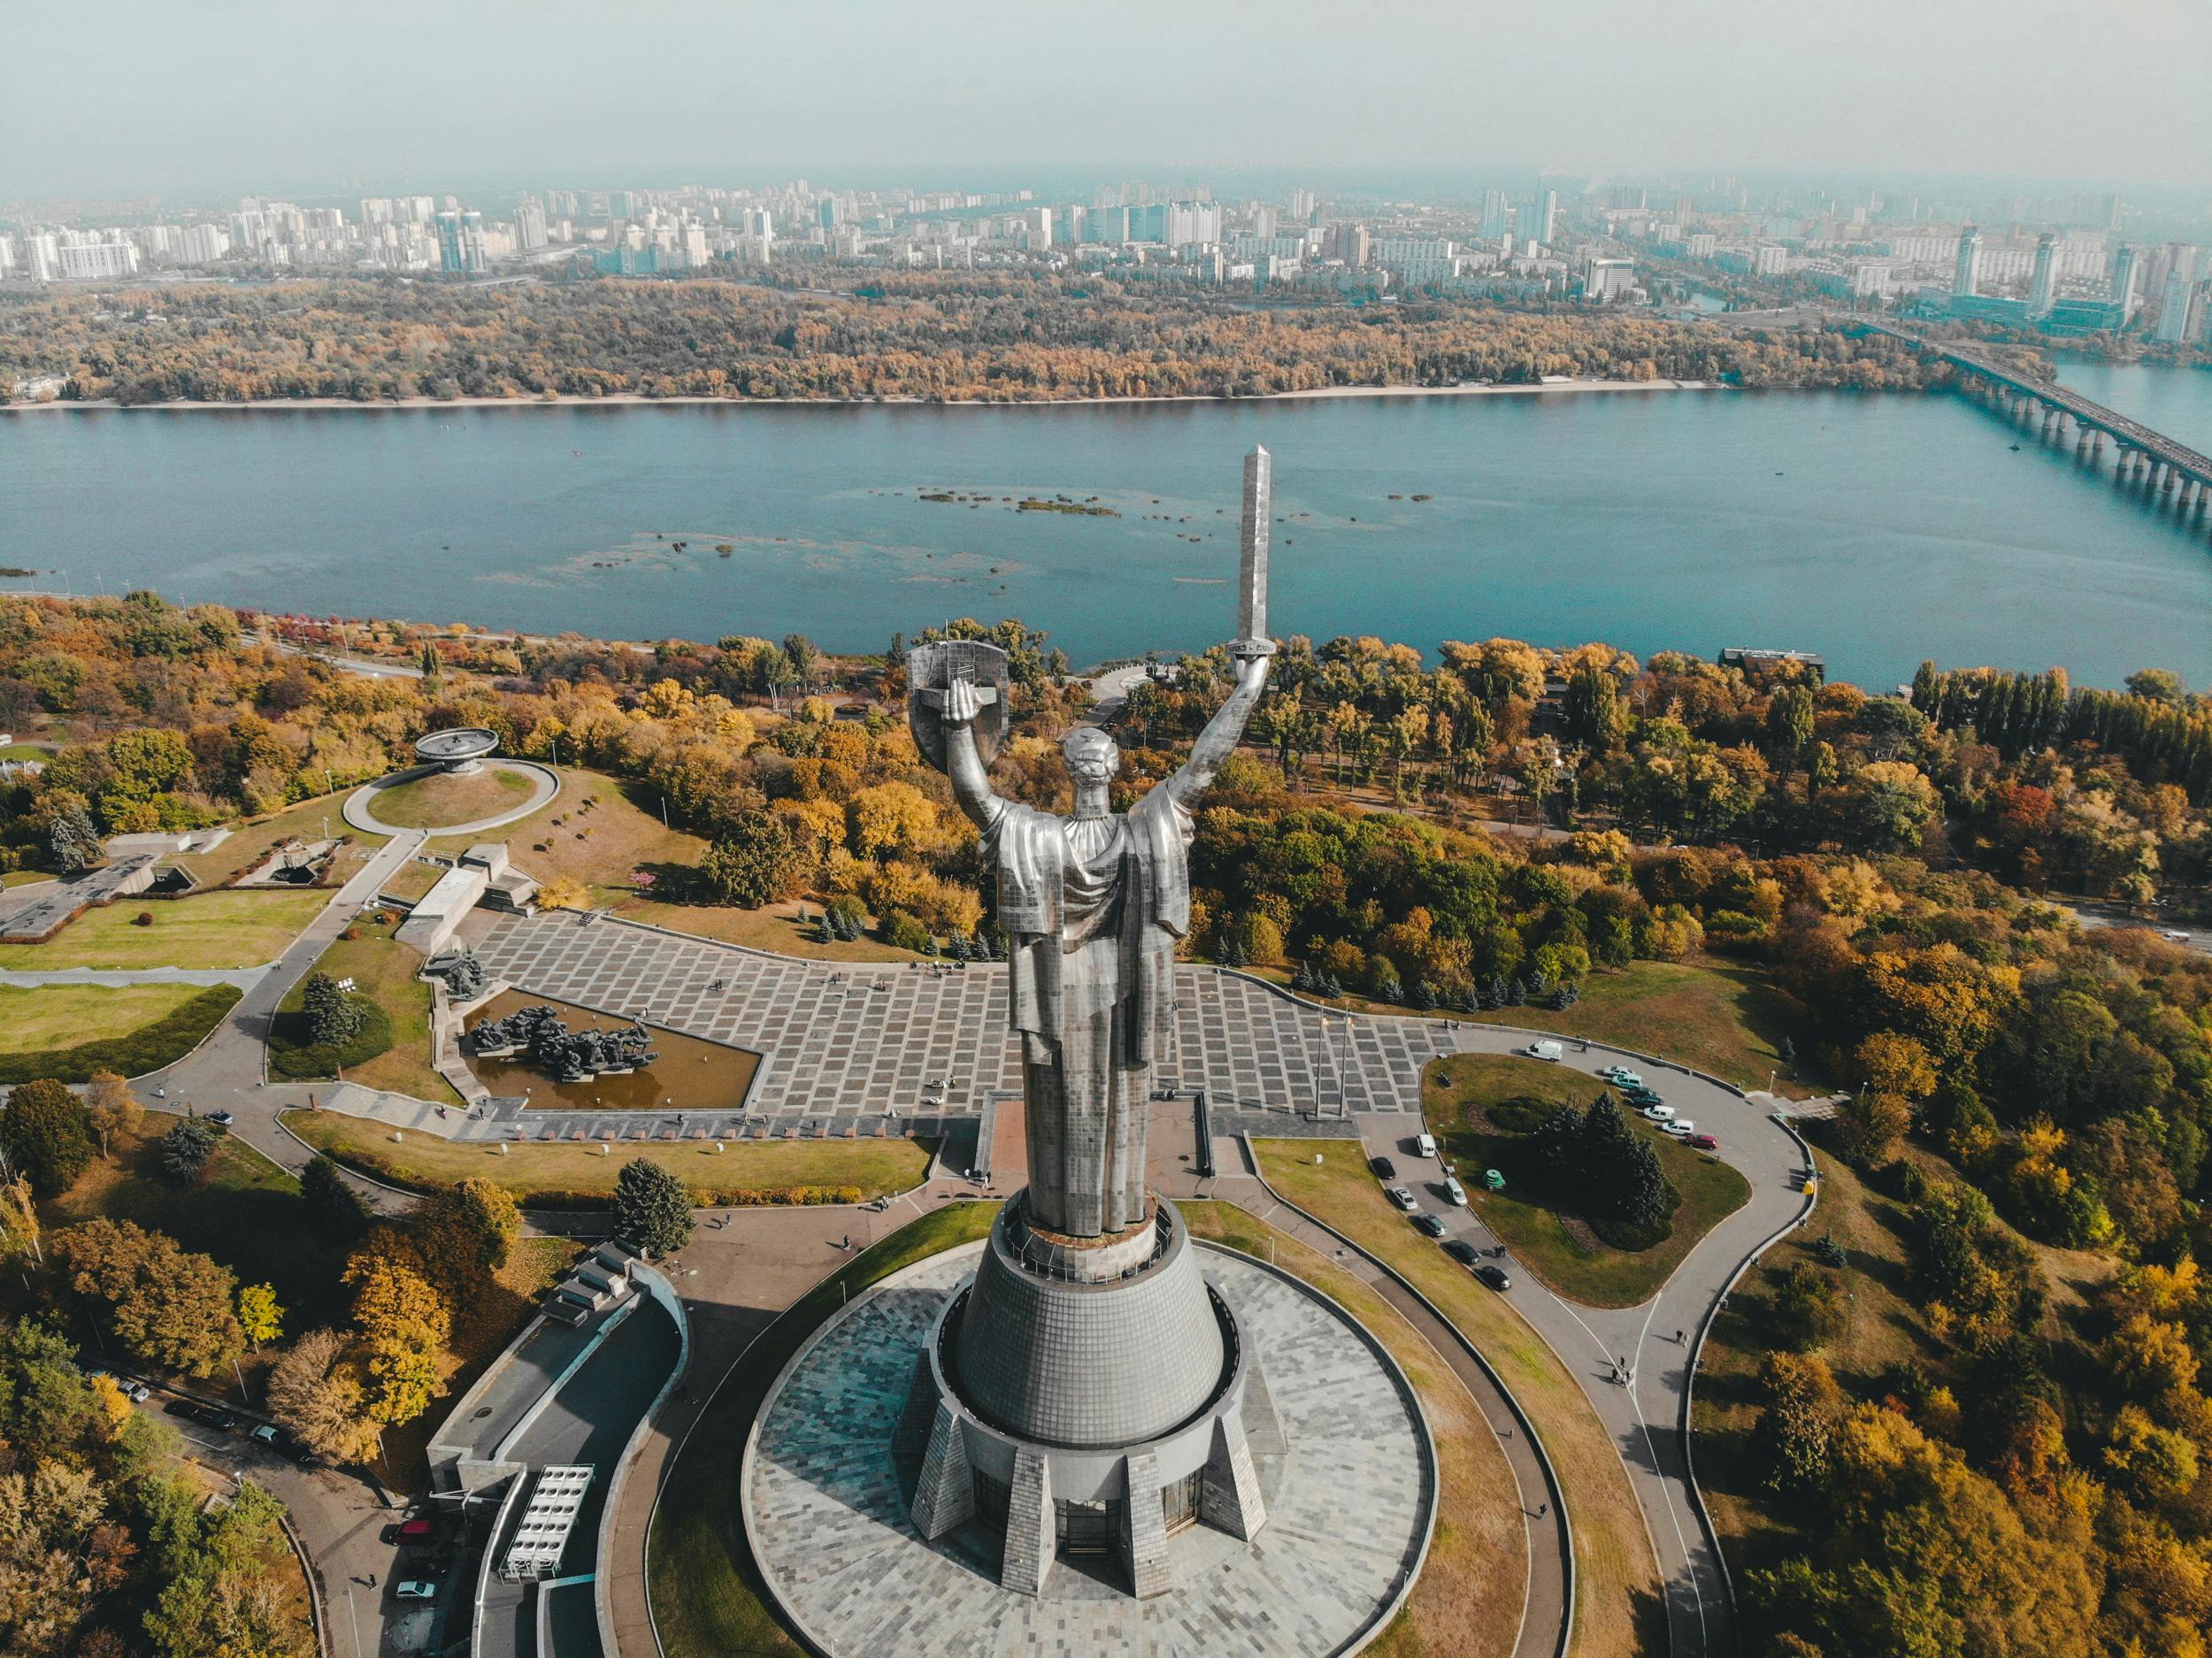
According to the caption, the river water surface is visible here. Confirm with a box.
[6,375,2211,689]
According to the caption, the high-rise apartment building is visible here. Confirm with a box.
[818,196,841,231]
[434,210,488,274]
[2108,243,2141,320]
[2028,233,2058,317]
[1953,225,1983,296]
[1525,189,1557,247]
[1288,188,1316,223]
[515,198,549,252]
[1480,189,1509,241]
[2154,247,2200,344]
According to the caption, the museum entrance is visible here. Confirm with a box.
[1056,1498,1121,1556]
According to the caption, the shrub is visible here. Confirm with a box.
[267,998,395,1080]
[882,910,933,953]
[132,910,154,927]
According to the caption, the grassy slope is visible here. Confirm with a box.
[267,912,455,1102]
[42,1111,342,1347]
[0,981,201,1048]
[1253,1140,1663,1658]
[280,1109,934,1201]
[438,768,917,958]
[1254,956,1816,1098]
[1423,1054,1751,1308]
[648,1199,1528,1658]
[0,888,328,970]
[1179,1201,1525,1658]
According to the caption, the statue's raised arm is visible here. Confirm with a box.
[940,675,1002,828]
[1165,645,1272,805]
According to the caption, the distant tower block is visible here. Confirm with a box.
[413,726,500,775]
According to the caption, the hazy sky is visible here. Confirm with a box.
[5,0,2209,203]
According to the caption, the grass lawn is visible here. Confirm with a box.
[648,1201,998,1658]
[1253,1140,1663,1658]
[648,1198,1528,1658]
[367,765,535,829]
[1,870,54,889]
[427,768,700,903]
[267,911,456,1102]
[1424,1054,1751,1308]
[175,794,378,887]
[1179,1201,1526,1658]
[377,858,449,902]
[618,895,918,962]
[1,981,204,1049]
[280,1109,936,1203]
[0,888,328,970]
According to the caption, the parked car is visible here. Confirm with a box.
[204,1110,235,1127]
[1413,1213,1448,1239]
[396,1517,436,1541]
[1387,1186,1418,1213]
[1415,1133,1438,1159]
[1442,1175,1467,1207]
[1443,1239,1479,1266]
[1525,1040,1563,1063]
[191,1406,237,1431]
[1686,1133,1719,1150]
[250,1424,280,1447]
[163,1400,196,1419]
[125,1381,151,1403]
[2162,929,2193,943]
[1663,1120,1697,1138]
[1477,1264,1513,1291]
[1642,1104,1677,1121]
[395,1581,438,1600]
[1601,1066,1643,1087]
[1370,1155,1397,1180]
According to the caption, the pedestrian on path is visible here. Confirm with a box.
[1536,1501,1548,1519]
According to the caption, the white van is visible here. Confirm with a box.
[1416,1132,1438,1159]
[1525,1040,1563,1063]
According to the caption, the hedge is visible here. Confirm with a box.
[296,1140,864,1210]
[0,984,242,1086]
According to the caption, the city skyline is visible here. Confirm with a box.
[4,0,2209,202]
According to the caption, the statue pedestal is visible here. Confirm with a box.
[907,1190,1276,1597]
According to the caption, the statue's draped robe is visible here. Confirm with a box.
[979,784,1192,1237]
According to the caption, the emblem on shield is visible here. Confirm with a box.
[907,640,1011,769]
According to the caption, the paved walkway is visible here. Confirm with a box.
[0,853,159,941]
[134,828,429,1207]
[0,964,267,989]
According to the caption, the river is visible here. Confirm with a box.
[5,376,2210,690]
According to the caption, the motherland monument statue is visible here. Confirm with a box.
[910,448,1277,1242]
[891,450,1289,1599]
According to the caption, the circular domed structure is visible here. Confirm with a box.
[414,726,500,774]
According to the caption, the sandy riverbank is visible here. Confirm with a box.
[1,377,1729,414]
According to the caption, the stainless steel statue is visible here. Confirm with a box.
[910,448,1277,1240]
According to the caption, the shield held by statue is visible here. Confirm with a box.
[907,640,1011,769]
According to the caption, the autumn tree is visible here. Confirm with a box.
[53,1219,245,1379]
[342,1251,450,1428]
[265,1328,378,1465]
[81,1073,142,1159]
[237,1284,284,1351]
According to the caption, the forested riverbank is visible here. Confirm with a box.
[0,271,1945,405]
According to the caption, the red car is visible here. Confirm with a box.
[1686,1133,1719,1150]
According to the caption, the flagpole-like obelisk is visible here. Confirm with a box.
[1235,445,1271,656]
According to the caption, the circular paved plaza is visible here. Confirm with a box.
[742,1238,1435,1658]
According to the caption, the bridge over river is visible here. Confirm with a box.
[1858,321,2212,532]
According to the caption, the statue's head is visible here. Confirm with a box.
[1062,725,1120,787]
